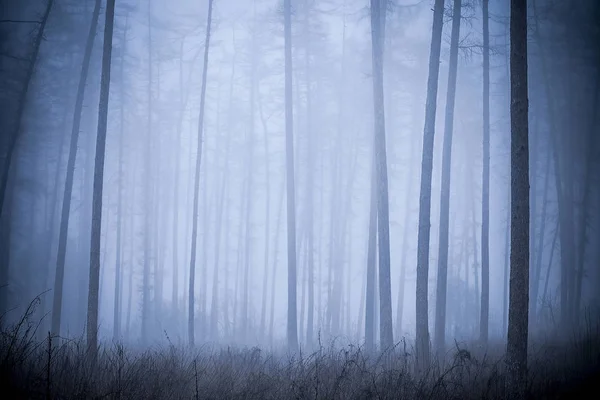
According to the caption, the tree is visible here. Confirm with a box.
[480,0,490,345]
[188,0,213,347]
[415,0,445,372]
[51,0,101,340]
[284,0,298,352]
[433,0,461,354]
[506,0,529,396]
[87,0,116,358]
[0,0,54,217]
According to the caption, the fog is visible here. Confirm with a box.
[1,0,599,387]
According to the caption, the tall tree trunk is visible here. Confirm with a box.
[502,194,510,336]
[365,156,377,351]
[141,0,153,345]
[0,0,54,216]
[506,0,529,396]
[303,3,315,350]
[573,72,599,320]
[87,0,115,358]
[480,0,490,346]
[258,90,271,340]
[0,0,54,315]
[531,151,551,321]
[433,0,461,354]
[113,12,128,341]
[369,0,393,351]
[283,0,298,352]
[395,106,419,339]
[188,0,213,347]
[415,0,444,372]
[270,178,286,348]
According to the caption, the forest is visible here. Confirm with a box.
[0,0,599,398]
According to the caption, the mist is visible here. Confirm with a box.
[1,0,599,398]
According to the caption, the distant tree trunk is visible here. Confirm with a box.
[0,0,54,217]
[415,0,444,372]
[532,0,575,330]
[188,0,213,347]
[113,12,128,341]
[241,29,257,339]
[142,0,153,345]
[304,4,315,350]
[87,0,115,358]
[283,0,298,352]
[369,0,393,351]
[480,0,490,346]
[531,152,551,321]
[270,178,286,348]
[210,128,230,340]
[433,0,461,354]
[258,91,271,340]
[395,107,419,339]
[171,42,185,317]
[506,0,529,396]
[365,157,377,352]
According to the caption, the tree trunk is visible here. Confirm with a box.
[415,0,444,372]
[87,0,115,358]
[113,12,128,341]
[365,156,377,351]
[188,0,213,347]
[506,0,529,396]
[283,0,298,352]
[303,4,315,350]
[258,89,271,340]
[369,0,393,351]
[269,178,286,348]
[480,0,490,346]
[0,0,54,216]
[573,72,599,320]
[433,0,461,354]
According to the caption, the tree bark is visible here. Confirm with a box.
[283,0,298,352]
[87,0,115,358]
[480,0,490,346]
[415,0,444,372]
[188,0,213,347]
[369,0,393,351]
[506,0,530,396]
[433,0,461,354]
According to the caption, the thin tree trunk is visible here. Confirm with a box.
[502,197,510,336]
[258,90,271,340]
[304,4,315,349]
[365,155,377,351]
[283,0,298,352]
[369,0,393,351]
[270,178,286,348]
[506,0,530,395]
[531,151,551,321]
[113,12,128,341]
[142,0,153,345]
[480,0,490,346]
[433,0,461,354]
[187,0,213,347]
[87,0,115,358]
[415,0,444,372]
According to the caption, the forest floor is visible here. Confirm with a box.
[1,306,599,399]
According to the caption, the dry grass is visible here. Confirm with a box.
[1,302,598,399]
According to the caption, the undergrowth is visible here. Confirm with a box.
[1,301,599,399]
